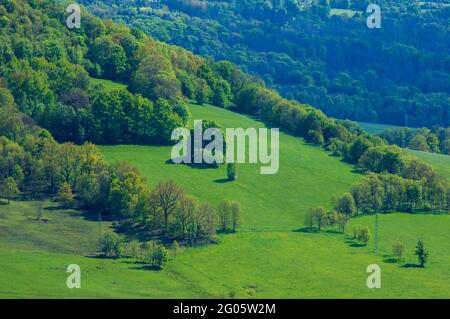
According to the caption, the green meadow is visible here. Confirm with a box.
[406,149,450,179]
[330,8,358,17]
[358,122,404,135]
[1,104,449,298]
[90,78,128,91]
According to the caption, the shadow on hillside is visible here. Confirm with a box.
[293,227,318,233]
[325,229,342,234]
[343,238,366,248]
[349,242,367,248]
[165,158,219,170]
[0,200,8,206]
[214,178,232,184]
[87,255,119,260]
[383,257,398,264]
[402,263,423,269]
[44,205,67,211]
[129,265,163,271]
[79,209,119,222]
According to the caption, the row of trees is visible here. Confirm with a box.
[304,207,349,233]
[345,168,450,215]
[99,233,169,269]
[379,127,450,155]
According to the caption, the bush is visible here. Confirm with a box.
[98,232,123,258]
[357,227,371,246]
[144,240,168,269]
[125,240,142,260]
[392,241,405,262]
[352,224,361,239]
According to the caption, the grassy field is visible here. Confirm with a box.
[330,8,358,17]
[100,104,360,231]
[90,78,128,90]
[406,149,450,179]
[1,104,449,298]
[358,122,405,135]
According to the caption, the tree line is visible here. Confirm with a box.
[379,126,450,155]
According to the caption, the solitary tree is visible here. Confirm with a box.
[415,238,429,268]
[217,199,232,232]
[336,193,356,216]
[150,180,184,234]
[335,213,348,233]
[392,241,405,263]
[358,227,371,246]
[352,224,361,239]
[126,240,142,260]
[230,201,241,233]
[144,241,168,269]
[172,240,181,259]
[98,232,123,258]
[2,177,19,204]
[227,163,237,180]
[151,244,168,269]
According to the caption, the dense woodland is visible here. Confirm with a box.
[82,0,450,127]
[0,0,449,258]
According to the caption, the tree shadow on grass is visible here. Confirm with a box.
[0,200,9,206]
[343,237,367,248]
[214,178,232,184]
[129,265,163,271]
[383,257,398,264]
[325,229,342,234]
[349,242,367,247]
[86,255,119,260]
[44,205,67,211]
[293,227,318,233]
[402,263,423,269]
[165,158,219,170]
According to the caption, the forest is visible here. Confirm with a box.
[81,0,450,127]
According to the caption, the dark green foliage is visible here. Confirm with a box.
[227,163,237,180]
[99,232,123,257]
[83,0,450,128]
[415,238,429,268]
[379,127,450,155]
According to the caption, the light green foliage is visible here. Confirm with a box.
[57,182,74,207]
[99,232,123,258]
[392,241,405,262]
[357,226,371,246]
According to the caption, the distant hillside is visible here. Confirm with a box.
[82,0,450,127]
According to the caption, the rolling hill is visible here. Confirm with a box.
[2,103,449,298]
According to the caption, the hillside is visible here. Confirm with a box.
[82,0,450,127]
[2,104,450,298]
[1,0,449,300]
[101,104,361,231]
[406,149,450,179]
